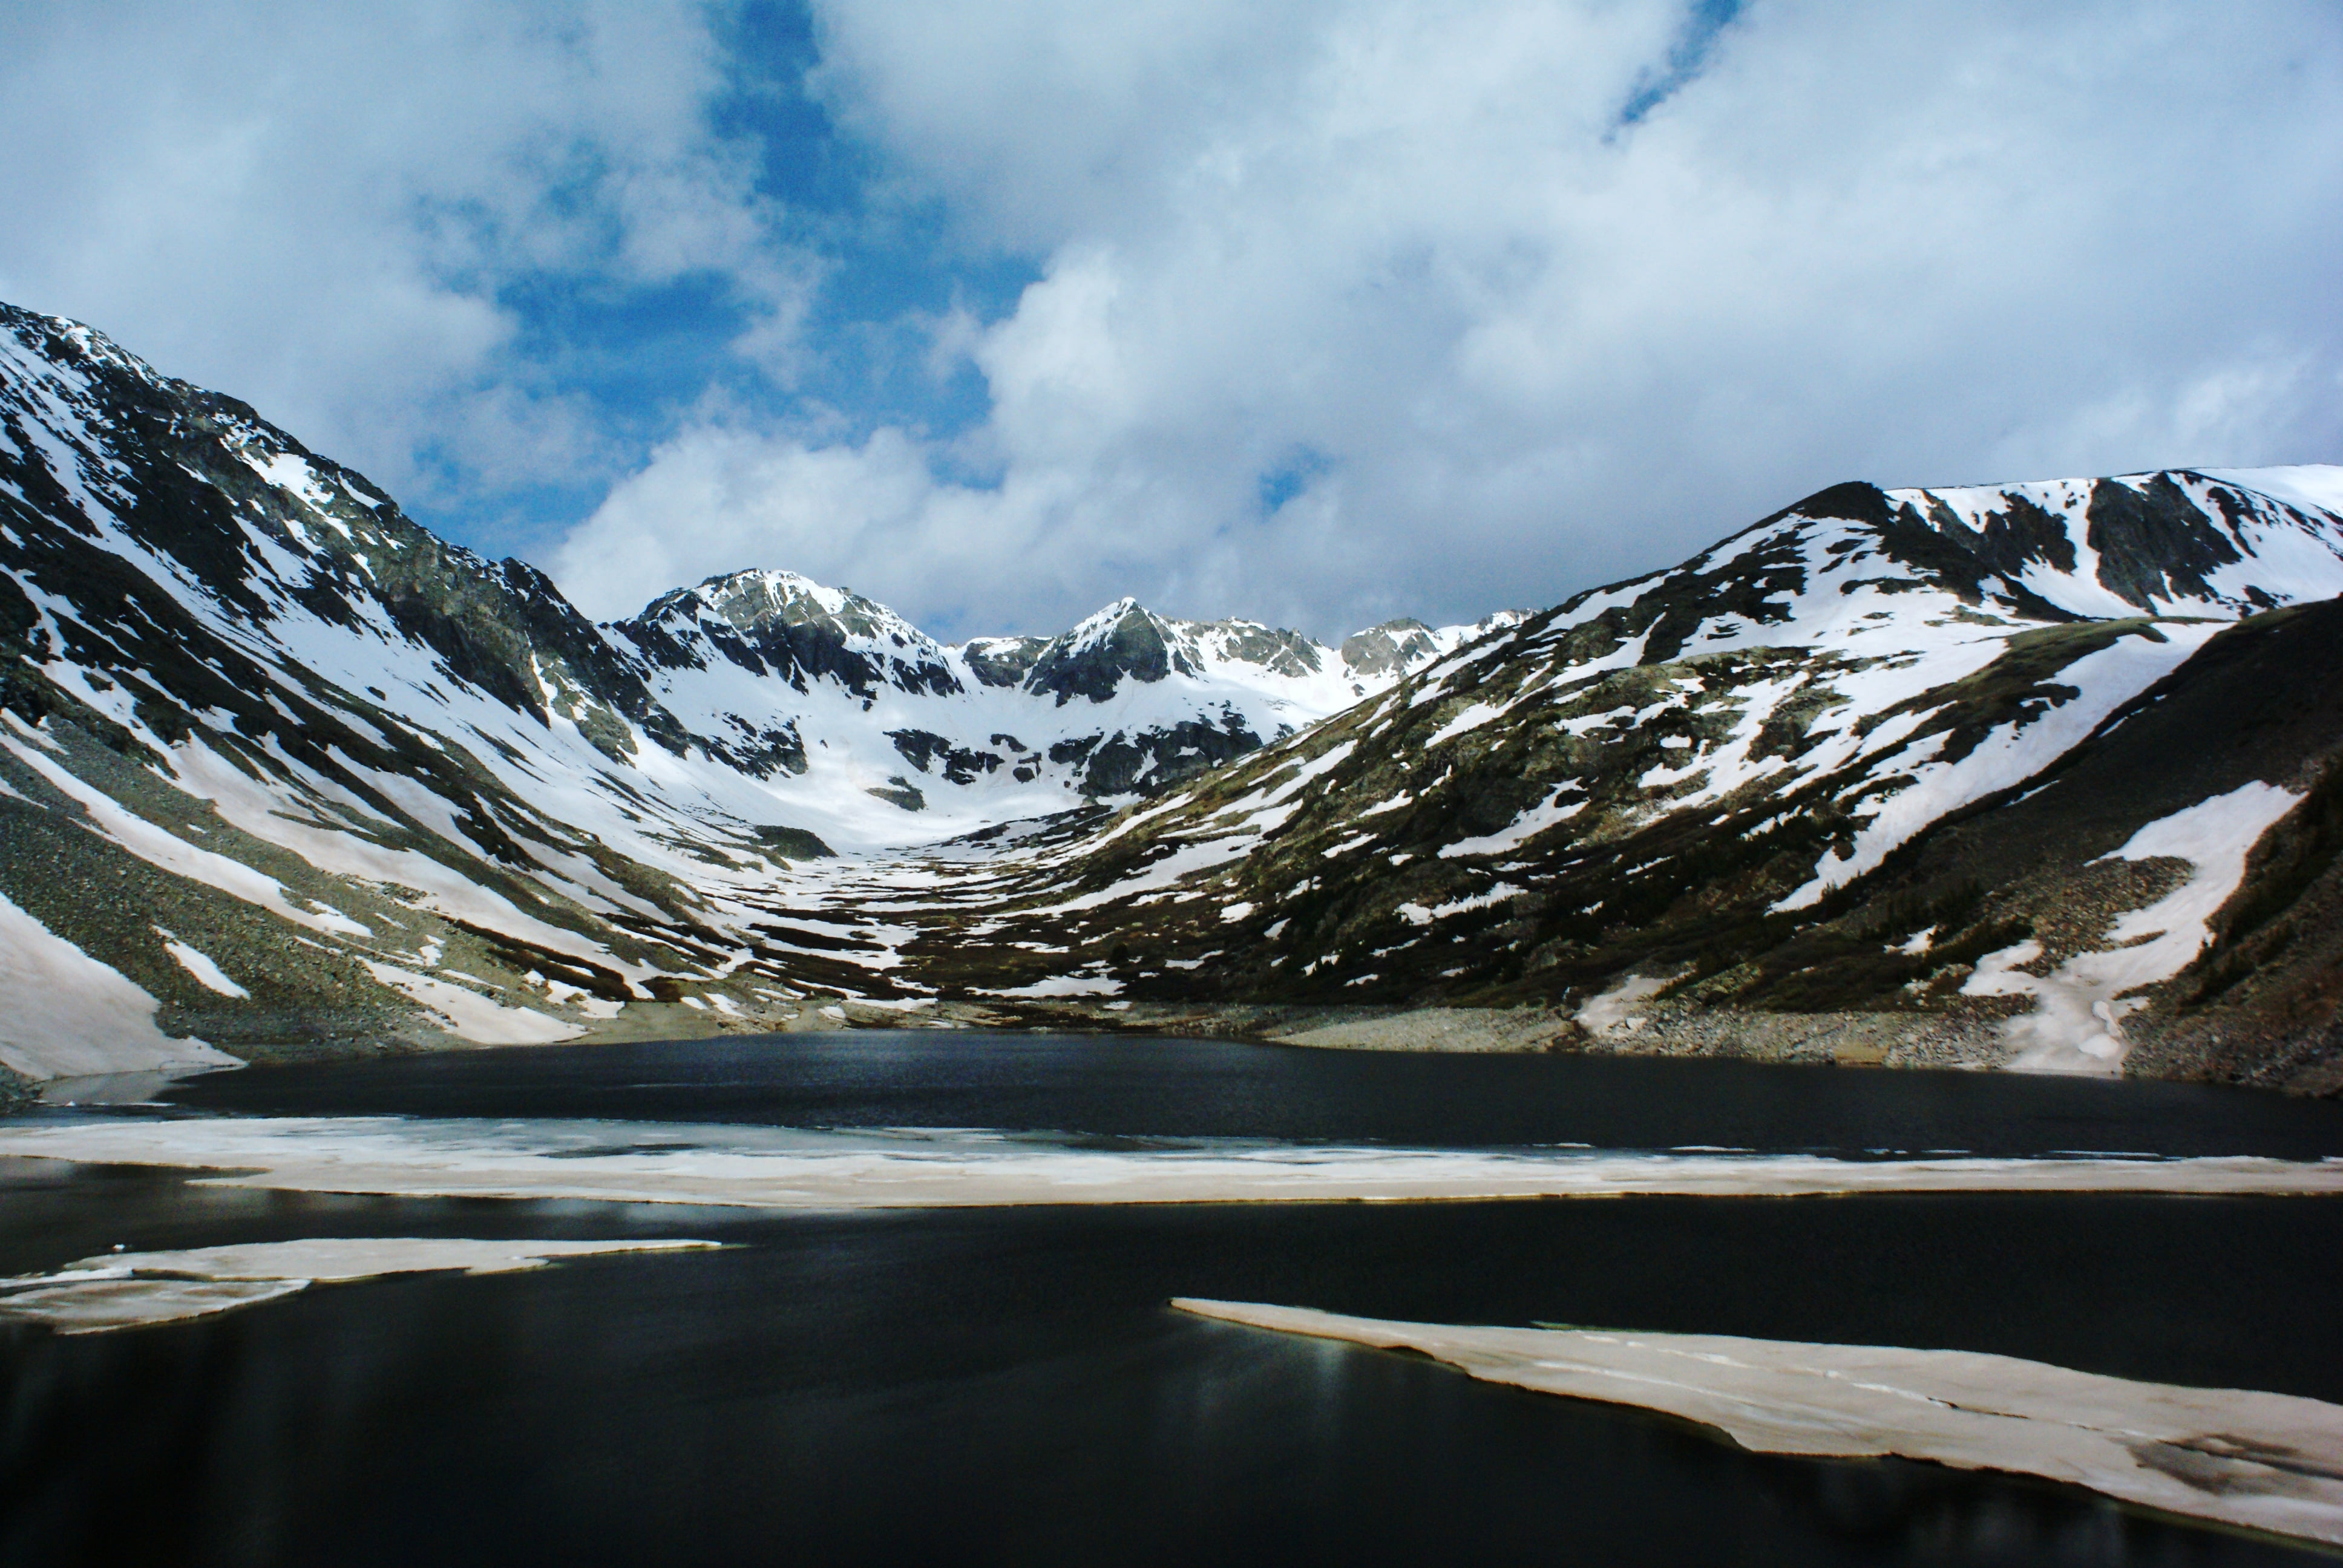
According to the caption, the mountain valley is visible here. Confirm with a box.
[5,301,2342,1096]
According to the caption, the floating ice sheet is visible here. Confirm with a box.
[1172,1299,2343,1549]
[0,1117,2338,1210]
[0,1237,719,1333]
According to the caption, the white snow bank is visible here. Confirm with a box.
[1775,622,2223,910]
[1438,787,1585,858]
[164,739,650,981]
[1575,973,1672,1040]
[1967,781,2302,1074]
[2,735,372,938]
[246,451,340,518]
[2203,463,2343,518]
[1424,882,1523,921]
[1423,700,1510,748]
[0,892,240,1080]
[969,974,1126,998]
[1173,1301,2343,1549]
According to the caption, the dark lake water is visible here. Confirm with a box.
[7,1033,2342,1567]
[160,1030,2343,1158]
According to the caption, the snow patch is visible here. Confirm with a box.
[1424,700,1510,748]
[0,891,240,1080]
[361,959,585,1045]
[1576,973,1672,1040]
[1438,787,1585,858]
[1965,782,2302,1074]
[157,930,251,999]
[971,974,1126,998]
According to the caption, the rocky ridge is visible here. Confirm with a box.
[614,572,1517,802]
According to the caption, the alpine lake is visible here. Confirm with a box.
[5,1031,2342,1567]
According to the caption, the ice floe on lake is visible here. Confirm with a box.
[1175,1299,2343,1549]
[0,1116,2337,1209]
[0,1237,719,1333]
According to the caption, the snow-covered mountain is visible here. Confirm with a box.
[612,569,1517,805]
[0,301,1484,1081]
[897,468,2343,1089]
[6,297,2343,1095]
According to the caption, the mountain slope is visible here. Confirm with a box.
[0,301,1474,1084]
[889,470,2343,1089]
[0,307,774,1076]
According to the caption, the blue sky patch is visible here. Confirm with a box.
[413,1,1040,563]
[1617,0,1743,128]
[1258,449,1332,516]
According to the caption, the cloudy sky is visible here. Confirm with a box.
[2,2,2337,640]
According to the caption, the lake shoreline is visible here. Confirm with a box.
[10,994,2341,1114]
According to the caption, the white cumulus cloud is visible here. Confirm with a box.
[0,1,810,513]
[7,2,2336,639]
[561,0,2343,636]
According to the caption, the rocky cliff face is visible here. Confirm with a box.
[1339,618,1441,678]
[0,314,680,768]
[960,635,1050,688]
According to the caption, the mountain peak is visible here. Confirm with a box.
[1339,617,1438,678]
[646,567,911,641]
[1026,599,1196,704]
[1023,600,1354,702]
[615,567,958,700]
[1852,468,2343,619]
[1,302,171,394]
